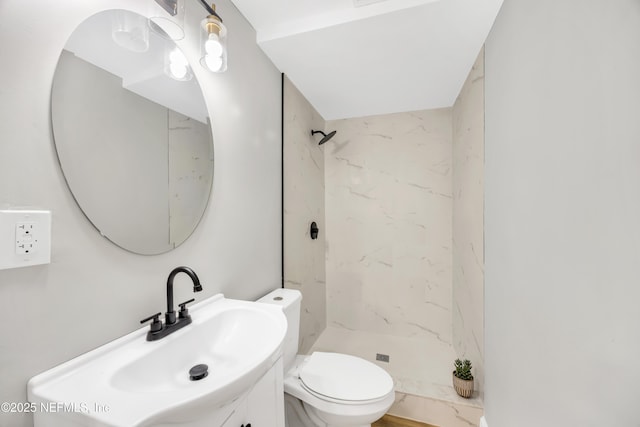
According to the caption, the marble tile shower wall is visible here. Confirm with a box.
[325,109,453,345]
[283,76,327,353]
[452,48,485,398]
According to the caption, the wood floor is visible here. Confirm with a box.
[373,414,439,427]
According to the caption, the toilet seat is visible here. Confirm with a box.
[298,352,394,404]
[284,353,396,427]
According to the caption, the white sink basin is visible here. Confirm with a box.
[28,294,287,427]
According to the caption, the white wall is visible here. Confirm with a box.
[0,1,281,426]
[283,76,327,353]
[485,1,640,425]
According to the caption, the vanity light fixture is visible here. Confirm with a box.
[165,47,192,81]
[151,0,228,73]
[199,2,228,73]
[112,10,150,52]
[150,0,186,41]
[155,0,182,16]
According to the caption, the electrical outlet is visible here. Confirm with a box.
[16,222,37,254]
[0,210,51,270]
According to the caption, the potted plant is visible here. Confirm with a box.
[452,359,474,398]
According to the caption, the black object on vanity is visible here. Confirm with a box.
[140,266,203,341]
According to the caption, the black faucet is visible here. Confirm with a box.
[140,266,203,341]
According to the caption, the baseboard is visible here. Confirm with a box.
[480,416,488,427]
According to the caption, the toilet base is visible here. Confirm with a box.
[285,393,318,427]
[284,393,372,427]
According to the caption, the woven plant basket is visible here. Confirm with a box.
[452,372,474,398]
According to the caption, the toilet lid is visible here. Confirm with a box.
[299,352,393,402]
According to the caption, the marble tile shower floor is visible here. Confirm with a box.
[310,326,483,427]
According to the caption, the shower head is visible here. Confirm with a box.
[311,130,337,145]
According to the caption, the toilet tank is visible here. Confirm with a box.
[257,288,301,373]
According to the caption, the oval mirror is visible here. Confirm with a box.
[51,10,214,255]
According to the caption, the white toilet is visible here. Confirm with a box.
[258,288,395,427]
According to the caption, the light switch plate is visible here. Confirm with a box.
[0,210,51,270]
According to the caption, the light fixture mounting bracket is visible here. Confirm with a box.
[155,0,180,16]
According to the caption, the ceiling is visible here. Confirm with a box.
[229,0,504,120]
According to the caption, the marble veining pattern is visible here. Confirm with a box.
[325,108,453,345]
[168,111,213,246]
[311,326,482,427]
[452,47,485,398]
[283,76,326,354]
[390,391,483,427]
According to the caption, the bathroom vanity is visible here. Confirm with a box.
[27,295,287,427]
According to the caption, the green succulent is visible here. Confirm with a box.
[453,358,473,380]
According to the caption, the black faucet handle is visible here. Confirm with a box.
[140,312,163,333]
[178,298,195,319]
